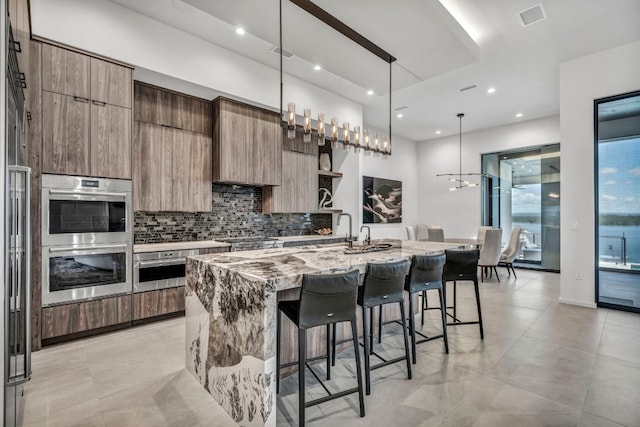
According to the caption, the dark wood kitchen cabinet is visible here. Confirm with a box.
[133,123,211,212]
[134,82,211,135]
[41,91,91,176]
[133,287,185,322]
[263,150,317,213]
[41,43,133,179]
[41,295,132,341]
[212,97,282,186]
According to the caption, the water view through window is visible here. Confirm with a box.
[596,90,640,311]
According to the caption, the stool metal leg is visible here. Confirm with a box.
[350,319,365,417]
[298,328,306,427]
[362,305,371,395]
[398,300,412,380]
[326,324,331,380]
[453,281,458,321]
[408,290,417,364]
[473,279,484,339]
[276,308,281,394]
[421,290,427,326]
[331,323,337,367]
[378,306,383,344]
[438,287,449,354]
[369,308,375,354]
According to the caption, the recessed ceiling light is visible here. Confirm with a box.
[313,64,321,71]
[487,87,496,94]
[436,130,441,134]
[235,27,245,36]
[516,113,523,118]
[396,113,403,118]
[367,90,374,96]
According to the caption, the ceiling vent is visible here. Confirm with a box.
[270,46,294,59]
[518,4,547,27]
[458,84,478,93]
[395,106,408,111]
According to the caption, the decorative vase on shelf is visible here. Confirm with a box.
[319,153,331,171]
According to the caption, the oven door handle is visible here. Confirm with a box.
[49,244,128,253]
[48,189,128,198]
[136,258,187,268]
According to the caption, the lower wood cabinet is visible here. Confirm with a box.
[41,294,131,340]
[133,287,185,321]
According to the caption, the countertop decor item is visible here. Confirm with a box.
[314,228,332,236]
[319,153,331,171]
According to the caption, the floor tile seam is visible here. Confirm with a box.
[481,372,587,413]
[520,327,602,355]
[94,366,187,402]
[580,408,627,427]
[592,351,640,370]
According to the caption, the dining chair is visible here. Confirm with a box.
[406,225,416,240]
[415,224,429,241]
[427,227,445,242]
[476,226,492,245]
[478,228,503,282]
[499,228,522,278]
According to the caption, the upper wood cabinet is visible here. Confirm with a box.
[42,91,91,176]
[212,97,282,187]
[133,122,211,212]
[90,58,132,108]
[263,150,318,213]
[134,83,172,127]
[133,82,211,135]
[41,44,90,99]
[40,44,133,179]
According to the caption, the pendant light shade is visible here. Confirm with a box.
[436,113,485,190]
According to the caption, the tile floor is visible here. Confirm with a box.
[23,269,640,426]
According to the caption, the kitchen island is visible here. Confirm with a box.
[185,240,461,426]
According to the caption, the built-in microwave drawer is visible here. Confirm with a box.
[133,249,199,293]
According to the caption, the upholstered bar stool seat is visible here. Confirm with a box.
[443,249,484,339]
[356,260,412,395]
[405,253,449,364]
[276,270,365,427]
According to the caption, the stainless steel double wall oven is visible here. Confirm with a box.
[41,174,133,306]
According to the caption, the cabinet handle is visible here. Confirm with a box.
[73,96,89,103]
[92,100,107,107]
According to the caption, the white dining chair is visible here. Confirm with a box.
[499,228,522,278]
[427,227,445,242]
[478,229,503,282]
[406,226,416,240]
[415,224,429,241]
[476,226,492,245]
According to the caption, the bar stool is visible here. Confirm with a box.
[349,259,412,395]
[276,270,365,427]
[405,253,448,364]
[442,249,484,339]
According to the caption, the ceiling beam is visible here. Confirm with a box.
[288,0,396,64]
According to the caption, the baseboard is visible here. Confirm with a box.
[558,297,597,309]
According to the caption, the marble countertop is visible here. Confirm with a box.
[189,239,462,292]
[134,234,345,253]
[134,240,231,253]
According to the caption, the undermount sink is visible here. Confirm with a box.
[343,243,394,255]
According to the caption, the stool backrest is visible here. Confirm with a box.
[407,253,445,292]
[361,259,410,306]
[443,249,480,282]
[299,269,360,329]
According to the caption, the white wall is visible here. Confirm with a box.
[30,0,362,125]
[358,134,419,241]
[416,116,560,239]
[559,40,640,307]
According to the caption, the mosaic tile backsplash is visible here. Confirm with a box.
[134,184,332,244]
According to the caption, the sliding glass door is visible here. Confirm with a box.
[595,90,640,312]
[481,144,560,271]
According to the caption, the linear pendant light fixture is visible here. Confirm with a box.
[279,0,396,155]
[436,113,485,191]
